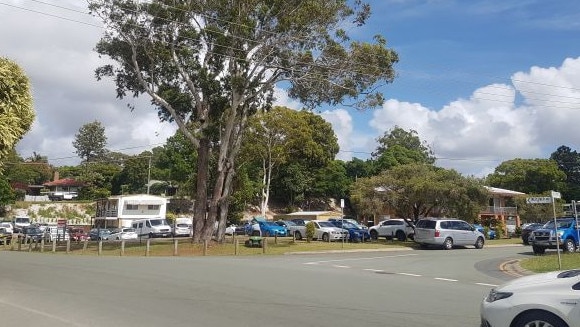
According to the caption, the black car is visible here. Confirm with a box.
[521,223,544,245]
[21,227,44,243]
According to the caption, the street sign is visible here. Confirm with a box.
[526,197,552,204]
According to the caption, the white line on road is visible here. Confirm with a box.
[398,272,422,277]
[434,277,458,282]
[475,282,498,287]
[333,265,351,268]
[303,253,418,265]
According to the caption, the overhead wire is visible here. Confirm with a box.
[3,0,580,166]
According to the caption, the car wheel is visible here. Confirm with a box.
[513,310,568,327]
[443,237,453,250]
[294,231,303,240]
[395,230,407,242]
[474,237,484,249]
[369,230,378,240]
[522,238,529,245]
[322,233,330,242]
[532,245,546,255]
[564,238,576,253]
[149,232,154,239]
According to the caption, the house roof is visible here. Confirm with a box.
[43,178,83,187]
[285,211,335,216]
[485,186,526,196]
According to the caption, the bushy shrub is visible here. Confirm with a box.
[305,221,315,242]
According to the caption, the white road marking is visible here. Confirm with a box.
[398,272,422,277]
[475,283,498,287]
[303,253,418,265]
[434,277,458,282]
[333,265,350,268]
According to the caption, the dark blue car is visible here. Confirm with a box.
[330,220,370,242]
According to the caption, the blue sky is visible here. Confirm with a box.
[2,0,580,177]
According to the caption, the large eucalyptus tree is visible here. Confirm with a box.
[88,0,399,241]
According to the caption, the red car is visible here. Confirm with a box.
[68,228,88,241]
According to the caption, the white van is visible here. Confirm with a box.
[44,225,70,242]
[13,216,31,232]
[131,218,172,238]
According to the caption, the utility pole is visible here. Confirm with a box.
[146,156,152,195]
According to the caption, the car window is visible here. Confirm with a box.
[439,221,449,229]
[416,220,436,229]
[456,221,471,231]
[318,221,335,228]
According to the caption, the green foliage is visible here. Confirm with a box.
[350,163,488,221]
[88,0,398,241]
[0,57,35,165]
[0,176,15,207]
[372,126,435,173]
[72,121,108,162]
[486,158,566,194]
[305,221,315,242]
[495,222,505,239]
[2,150,53,185]
[550,145,580,201]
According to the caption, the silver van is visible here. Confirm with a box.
[414,218,485,250]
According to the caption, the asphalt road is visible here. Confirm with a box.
[0,245,532,327]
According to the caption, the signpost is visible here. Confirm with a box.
[526,191,563,269]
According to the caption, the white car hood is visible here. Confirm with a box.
[497,270,580,292]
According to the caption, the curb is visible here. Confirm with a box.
[500,259,533,278]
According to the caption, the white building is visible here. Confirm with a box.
[94,194,168,228]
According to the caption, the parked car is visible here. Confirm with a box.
[0,227,11,244]
[245,219,288,237]
[172,223,192,237]
[89,228,112,241]
[529,217,580,254]
[414,218,485,250]
[330,220,370,242]
[68,227,89,241]
[309,220,349,242]
[224,224,245,236]
[0,222,14,234]
[328,218,369,230]
[480,269,580,327]
[108,228,138,240]
[520,222,544,245]
[44,226,70,242]
[368,219,415,241]
[21,226,44,243]
[275,220,307,239]
[472,224,496,240]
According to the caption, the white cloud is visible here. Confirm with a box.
[367,57,580,176]
[319,109,354,161]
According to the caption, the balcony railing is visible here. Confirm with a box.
[480,206,518,215]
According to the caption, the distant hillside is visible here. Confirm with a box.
[7,201,94,225]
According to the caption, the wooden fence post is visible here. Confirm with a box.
[173,239,178,256]
[145,239,150,256]
[120,240,125,256]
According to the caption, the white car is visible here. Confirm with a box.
[108,228,138,240]
[480,269,580,327]
[309,220,348,242]
[368,219,415,241]
[0,222,13,234]
[173,223,192,237]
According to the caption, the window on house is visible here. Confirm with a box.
[127,204,138,210]
[148,205,160,210]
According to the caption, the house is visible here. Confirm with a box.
[94,194,168,229]
[478,186,526,233]
[43,178,83,201]
[273,211,342,222]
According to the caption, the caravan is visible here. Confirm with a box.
[132,218,172,238]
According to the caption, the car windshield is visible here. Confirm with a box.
[416,220,437,229]
[176,224,189,228]
[283,221,296,226]
[264,222,278,226]
[340,222,358,229]
[15,218,29,223]
[318,221,335,228]
[122,228,135,232]
[26,228,41,233]
[150,219,168,226]
[543,219,574,229]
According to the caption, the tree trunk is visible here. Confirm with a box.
[192,138,210,243]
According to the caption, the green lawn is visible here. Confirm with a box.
[520,252,580,273]
[3,234,524,256]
